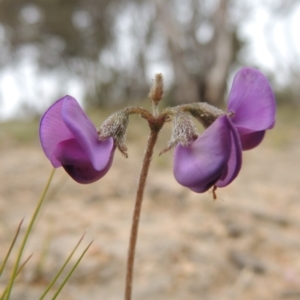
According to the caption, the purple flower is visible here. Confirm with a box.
[173,67,276,193]
[39,95,115,184]
[174,115,242,192]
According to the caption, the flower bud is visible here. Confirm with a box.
[149,73,164,106]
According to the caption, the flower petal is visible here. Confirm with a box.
[39,96,75,167]
[61,96,115,171]
[238,129,265,150]
[173,115,232,193]
[54,139,114,184]
[228,67,276,132]
[40,95,115,173]
[216,119,242,187]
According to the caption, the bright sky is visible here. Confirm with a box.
[0,2,300,120]
[0,59,84,120]
[240,1,300,84]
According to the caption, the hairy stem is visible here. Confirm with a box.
[124,128,160,300]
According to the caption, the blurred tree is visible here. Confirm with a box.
[0,0,242,108]
[262,0,300,105]
[0,0,112,66]
[154,0,240,105]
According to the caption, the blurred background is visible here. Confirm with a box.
[0,0,300,119]
[0,1,300,300]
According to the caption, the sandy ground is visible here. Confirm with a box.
[0,107,300,300]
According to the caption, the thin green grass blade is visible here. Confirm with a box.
[39,232,86,300]
[0,254,33,300]
[0,219,24,277]
[50,240,93,300]
[15,254,33,276]
[5,168,55,300]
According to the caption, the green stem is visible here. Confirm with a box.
[0,219,24,276]
[5,168,55,300]
[50,240,93,300]
[0,254,33,300]
[39,232,86,300]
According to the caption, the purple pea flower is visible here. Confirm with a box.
[174,115,242,193]
[39,95,115,184]
[174,67,276,193]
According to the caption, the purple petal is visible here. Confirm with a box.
[39,96,75,167]
[216,119,242,187]
[173,116,232,193]
[238,129,265,150]
[54,139,114,184]
[39,95,115,176]
[61,97,114,170]
[228,68,276,132]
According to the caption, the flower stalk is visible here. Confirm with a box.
[124,127,160,300]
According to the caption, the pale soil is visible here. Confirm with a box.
[0,108,300,300]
